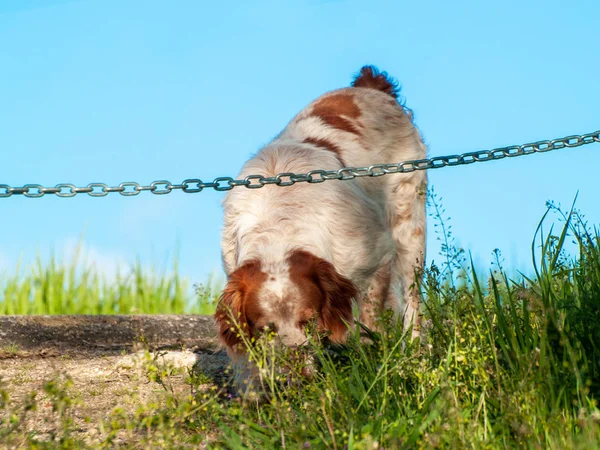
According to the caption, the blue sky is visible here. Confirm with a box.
[1,0,599,286]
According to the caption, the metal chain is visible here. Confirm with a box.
[1,130,598,198]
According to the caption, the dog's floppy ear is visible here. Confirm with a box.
[214,260,265,352]
[289,250,357,343]
[314,259,357,342]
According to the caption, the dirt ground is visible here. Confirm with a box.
[0,347,230,447]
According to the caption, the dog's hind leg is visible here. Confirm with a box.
[358,261,392,333]
[386,171,427,340]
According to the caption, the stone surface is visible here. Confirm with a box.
[0,315,218,355]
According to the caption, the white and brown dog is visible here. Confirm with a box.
[216,66,427,393]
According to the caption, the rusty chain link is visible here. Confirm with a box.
[1,130,598,198]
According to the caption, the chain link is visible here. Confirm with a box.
[1,130,598,198]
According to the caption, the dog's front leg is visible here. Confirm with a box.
[226,349,265,401]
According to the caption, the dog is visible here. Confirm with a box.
[215,66,427,395]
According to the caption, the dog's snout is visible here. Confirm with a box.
[277,325,307,348]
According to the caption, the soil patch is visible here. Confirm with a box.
[0,315,228,447]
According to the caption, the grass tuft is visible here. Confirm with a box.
[0,253,221,315]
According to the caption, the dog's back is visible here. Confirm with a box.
[279,66,424,170]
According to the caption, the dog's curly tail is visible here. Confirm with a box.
[351,65,400,99]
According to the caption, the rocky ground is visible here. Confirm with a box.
[0,316,227,447]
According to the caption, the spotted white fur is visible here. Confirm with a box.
[219,68,427,396]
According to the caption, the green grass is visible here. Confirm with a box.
[0,252,222,315]
[2,200,600,448]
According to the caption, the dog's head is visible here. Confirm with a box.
[215,249,357,353]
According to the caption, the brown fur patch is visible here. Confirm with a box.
[351,65,400,99]
[391,208,413,228]
[400,211,413,222]
[412,227,424,237]
[303,137,347,166]
[288,250,357,343]
[310,94,362,135]
[313,94,361,119]
[214,260,267,352]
